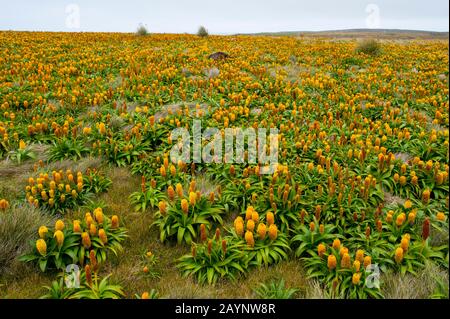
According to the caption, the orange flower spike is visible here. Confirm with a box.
[268,224,278,240]
[327,254,337,270]
[257,223,267,240]
[181,199,189,214]
[235,220,244,236]
[332,238,341,250]
[111,215,119,228]
[363,256,372,269]
[81,232,91,249]
[246,219,255,232]
[245,231,254,247]
[395,247,404,264]
[200,224,207,242]
[317,243,326,257]
[266,212,275,225]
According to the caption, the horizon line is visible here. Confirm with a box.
[0,27,448,35]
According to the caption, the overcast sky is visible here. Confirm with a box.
[0,0,448,34]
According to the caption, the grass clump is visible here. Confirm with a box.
[0,204,55,277]
[136,24,149,36]
[356,39,381,56]
[197,26,209,37]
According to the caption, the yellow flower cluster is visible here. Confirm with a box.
[25,170,83,208]
[234,206,278,247]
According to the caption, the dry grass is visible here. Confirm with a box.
[192,173,221,196]
[381,262,449,299]
[0,204,55,280]
[0,271,53,298]
[394,152,413,164]
[383,191,405,207]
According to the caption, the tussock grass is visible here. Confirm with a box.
[355,39,382,56]
[381,262,449,299]
[0,204,55,277]
[197,26,208,37]
[136,25,149,36]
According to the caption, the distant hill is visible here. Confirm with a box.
[237,28,449,39]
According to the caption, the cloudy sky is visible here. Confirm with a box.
[0,0,448,34]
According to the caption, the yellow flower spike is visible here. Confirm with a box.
[327,254,337,270]
[245,231,254,247]
[437,212,446,222]
[399,176,407,185]
[158,201,167,215]
[94,208,104,224]
[386,211,393,223]
[38,226,48,238]
[19,139,26,150]
[189,192,197,206]
[234,216,244,227]
[268,224,278,240]
[422,189,431,204]
[36,239,47,256]
[257,223,267,240]
[317,243,326,257]
[167,185,175,200]
[341,253,351,268]
[98,229,108,244]
[363,256,372,269]
[54,230,64,247]
[332,238,341,249]
[395,213,406,227]
[395,247,404,264]
[235,220,244,236]
[408,211,416,224]
[181,199,189,214]
[251,211,259,223]
[73,220,82,233]
[246,219,255,232]
[55,220,65,231]
[404,199,412,209]
[400,237,409,252]
[89,223,97,237]
[175,183,183,197]
[356,249,364,263]
[111,215,119,228]
[245,206,254,220]
[352,272,361,285]
[353,260,361,272]
[266,212,274,225]
[169,164,176,176]
[81,232,91,249]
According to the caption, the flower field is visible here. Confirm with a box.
[0,31,448,299]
